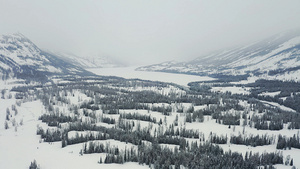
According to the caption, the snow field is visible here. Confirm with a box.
[88,67,215,87]
[211,86,251,95]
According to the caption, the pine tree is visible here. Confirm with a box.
[29,160,38,169]
[4,120,10,130]
[174,115,179,126]
[98,157,103,164]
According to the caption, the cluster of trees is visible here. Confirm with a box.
[163,126,203,140]
[255,121,283,130]
[157,136,186,146]
[3,104,22,130]
[39,119,202,148]
[276,134,300,149]
[117,118,135,131]
[103,109,119,114]
[244,105,289,131]
[191,110,204,122]
[102,117,116,124]
[120,112,156,123]
[80,101,99,111]
[36,127,62,142]
[83,141,120,155]
[39,113,77,126]
[150,105,172,115]
[97,141,283,169]
[210,133,227,144]
[191,79,300,131]
[288,121,300,129]
[102,154,125,164]
[212,112,240,125]
[283,94,300,113]
[247,79,300,114]
[62,131,107,147]
[230,134,273,147]
[58,122,151,146]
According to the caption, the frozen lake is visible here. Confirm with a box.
[87,67,215,86]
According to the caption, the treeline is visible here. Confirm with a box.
[120,112,157,123]
[36,127,62,142]
[102,116,116,124]
[39,113,77,126]
[210,133,227,144]
[212,112,240,125]
[276,134,300,149]
[83,141,122,155]
[99,142,283,169]
[80,101,100,111]
[164,127,203,139]
[247,79,300,113]
[62,131,107,147]
[230,134,273,147]
[38,121,203,148]
[151,105,172,115]
[247,99,299,130]
[254,120,283,130]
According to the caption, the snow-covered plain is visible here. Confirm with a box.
[87,67,215,87]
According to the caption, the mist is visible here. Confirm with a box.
[1,0,300,65]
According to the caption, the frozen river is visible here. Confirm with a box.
[87,67,215,86]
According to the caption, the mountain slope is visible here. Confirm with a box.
[0,33,93,81]
[52,52,124,68]
[138,30,300,81]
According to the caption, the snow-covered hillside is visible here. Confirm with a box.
[53,52,124,68]
[0,33,92,80]
[138,29,300,82]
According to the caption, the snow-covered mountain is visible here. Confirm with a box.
[138,30,300,81]
[53,52,124,68]
[0,33,92,80]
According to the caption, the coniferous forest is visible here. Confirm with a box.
[3,76,299,169]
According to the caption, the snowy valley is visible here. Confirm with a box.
[1,32,300,169]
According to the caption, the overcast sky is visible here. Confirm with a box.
[1,0,300,65]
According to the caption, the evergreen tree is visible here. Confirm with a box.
[29,160,39,169]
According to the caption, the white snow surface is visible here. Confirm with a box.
[258,91,281,97]
[260,100,296,113]
[211,86,251,95]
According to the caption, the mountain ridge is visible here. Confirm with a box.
[137,29,300,82]
[51,51,125,68]
[0,33,93,81]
